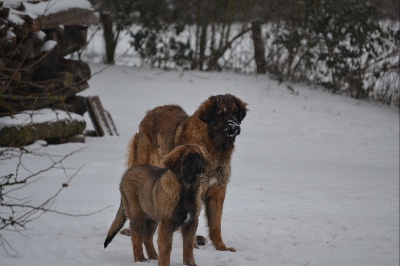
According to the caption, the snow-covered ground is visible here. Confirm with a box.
[1,64,399,266]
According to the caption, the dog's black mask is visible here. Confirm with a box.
[182,153,205,181]
[199,94,247,143]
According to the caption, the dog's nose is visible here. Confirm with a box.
[224,119,241,137]
[197,163,205,174]
[189,162,205,180]
[195,161,205,176]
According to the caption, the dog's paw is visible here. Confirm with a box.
[195,235,208,247]
[147,252,158,260]
[215,245,236,252]
[119,228,131,236]
[148,256,158,260]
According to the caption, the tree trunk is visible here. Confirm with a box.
[101,12,116,64]
[198,22,208,71]
[207,27,252,71]
[251,21,267,74]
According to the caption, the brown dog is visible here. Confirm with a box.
[104,144,207,266]
[126,94,247,252]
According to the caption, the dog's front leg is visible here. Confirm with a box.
[158,220,174,266]
[205,184,236,252]
[181,217,198,266]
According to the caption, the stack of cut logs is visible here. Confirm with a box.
[0,1,118,147]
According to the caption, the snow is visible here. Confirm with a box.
[1,65,399,266]
[24,0,93,17]
[6,30,16,41]
[41,40,58,52]
[33,30,46,41]
[0,109,84,130]
[6,13,25,25]
[3,0,94,19]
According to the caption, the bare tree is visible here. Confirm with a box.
[187,0,256,71]
[251,20,267,74]
[90,0,140,64]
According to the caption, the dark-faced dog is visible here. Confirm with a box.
[104,144,208,266]
[126,94,248,251]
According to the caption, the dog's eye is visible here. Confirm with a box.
[217,108,227,116]
[183,156,193,163]
[184,154,201,163]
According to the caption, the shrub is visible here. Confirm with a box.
[267,0,399,104]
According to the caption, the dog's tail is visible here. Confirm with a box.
[104,201,126,248]
[126,133,138,168]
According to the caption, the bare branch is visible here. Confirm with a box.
[0,145,112,254]
[0,235,18,257]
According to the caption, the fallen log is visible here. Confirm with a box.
[48,95,87,116]
[0,109,86,147]
[39,8,99,30]
[32,59,91,86]
[0,81,89,116]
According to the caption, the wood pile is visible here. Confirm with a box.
[0,0,118,147]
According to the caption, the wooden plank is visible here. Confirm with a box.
[104,109,119,136]
[85,96,118,137]
[85,96,104,136]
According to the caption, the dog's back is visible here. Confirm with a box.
[127,105,189,168]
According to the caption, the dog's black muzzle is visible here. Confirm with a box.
[187,160,205,180]
[224,119,241,138]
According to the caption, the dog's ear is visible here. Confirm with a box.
[163,146,183,174]
[198,96,218,125]
[232,95,248,122]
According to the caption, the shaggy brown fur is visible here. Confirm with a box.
[104,144,207,266]
[126,94,247,252]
